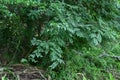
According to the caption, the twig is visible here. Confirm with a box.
[99,52,120,61]
[38,71,47,80]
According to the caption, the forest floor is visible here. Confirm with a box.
[0,64,48,80]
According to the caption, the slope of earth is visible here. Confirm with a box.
[0,64,49,80]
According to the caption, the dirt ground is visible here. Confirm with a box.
[0,64,49,80]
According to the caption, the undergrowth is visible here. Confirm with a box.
[47,46,120,80]
[0,0,120,80]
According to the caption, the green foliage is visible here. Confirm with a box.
[0,67,20,80]
[0,0,120,79]
[109,73,115,80]
[48,47,120,80]
[2,74,9,80]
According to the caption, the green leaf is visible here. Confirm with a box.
[21,58,28,64]
[109,73,115,80]
[93,38,99,46]
[49,61,59,69]
[90,33,96,38]
[97,33,102,43]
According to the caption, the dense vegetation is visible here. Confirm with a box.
[0,0,120,80]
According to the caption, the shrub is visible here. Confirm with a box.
[0,0,120,71]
